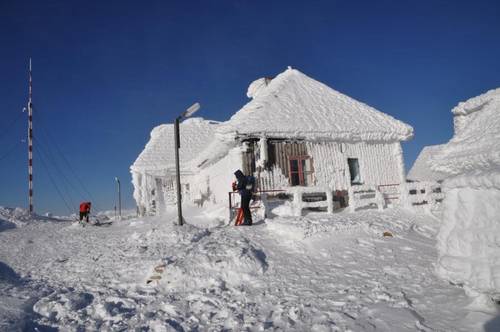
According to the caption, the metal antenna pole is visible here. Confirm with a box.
[118,178,121,220]
[28,58,34,215]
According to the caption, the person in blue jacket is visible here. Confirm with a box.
[234,169,254,226]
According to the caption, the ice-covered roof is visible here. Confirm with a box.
[131,118,219,175]
[432,88,500,175]
[218,67,413,142]
[407,145,447,182]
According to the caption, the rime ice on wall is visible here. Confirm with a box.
[130,118,219,215]
[306,141,404,189]
[431,88,500,298]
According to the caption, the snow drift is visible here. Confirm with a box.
[431,88,500,299]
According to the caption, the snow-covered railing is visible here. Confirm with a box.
[377,183,401,207]
[403,181,444,211]
[286,186,336,217]
[348,184,384,212]
[228,189,286,222]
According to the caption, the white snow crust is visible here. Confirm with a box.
[431,88,500,299]
[432,88,500,175]
[218,68,414,142]
[0,206,496,330]
[131,118,219,175]
[407,144,447,182]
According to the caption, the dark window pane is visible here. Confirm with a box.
[290,159,299,172]
[291,172,300,186]
[348,158,361,184]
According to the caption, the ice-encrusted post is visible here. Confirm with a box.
[375,189,384,211]
[348,186,356,212]
[326,190,334,214]
[292,188,302,216]
[174,117,183,225]
[394,142,408,206]
[258,135,268,168]
[115,177,122,220]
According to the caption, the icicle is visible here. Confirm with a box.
[256,136,268,169]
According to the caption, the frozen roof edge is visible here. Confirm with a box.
[130,117,220,173]
[452,87,500,116]
[219,67,414,142]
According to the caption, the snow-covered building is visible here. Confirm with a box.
[130,118,219,215]
[407,145,447,182]
[131,67,414,216]
[188,68,413,209]
[431,88,500,298]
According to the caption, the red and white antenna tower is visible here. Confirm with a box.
[28,58,34,215]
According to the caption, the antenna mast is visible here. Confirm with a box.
[28,58,34,215]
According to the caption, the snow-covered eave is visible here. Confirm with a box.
[191,135,239,171]
[451,87,500,116]
[130,164,196,177]
[231,129,413,143]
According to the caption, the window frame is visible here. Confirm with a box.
[347,157,363,185]
[288,155,313,186]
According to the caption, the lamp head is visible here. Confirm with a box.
[182,102,200,118]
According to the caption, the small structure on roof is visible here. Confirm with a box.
[131,67,414,216]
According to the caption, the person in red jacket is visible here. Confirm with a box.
[79,201,91,223]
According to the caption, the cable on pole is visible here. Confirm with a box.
[0,111,23,142]
[0,141,21,162]
[35,113,103,211]
[34,137,78,210]
[34,147,74,216]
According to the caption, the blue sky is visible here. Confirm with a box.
[1,0,500,215]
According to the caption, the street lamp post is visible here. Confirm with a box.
[174,102,200,226]
[115,177,121,220]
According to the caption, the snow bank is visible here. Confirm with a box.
[437,172,500,297]
[432,88,500,299]
[0,206,57,229]
[0,207,486,330]
[218,67,413,142]
[159,229,268,291]
[266,208,435,242]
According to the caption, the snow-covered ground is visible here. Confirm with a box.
[0,206,498,331]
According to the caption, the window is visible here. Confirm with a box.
[289,156,313,186]
[347,158,362,184]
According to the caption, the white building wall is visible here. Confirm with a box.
[188,147,243,206]
[307,141,404,190]
[132,141,407,215]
